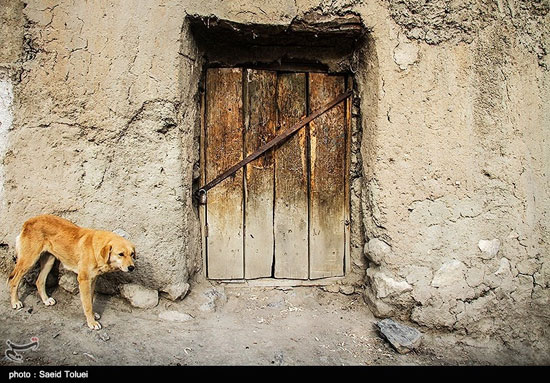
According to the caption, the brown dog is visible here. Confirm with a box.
[8,214,136,330]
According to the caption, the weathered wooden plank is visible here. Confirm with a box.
[205,68,244,279]
[344,74,352,275]
[308,73,346,279]
[244,69,277,279]
[274,72,309,279]
[199,84,208,277]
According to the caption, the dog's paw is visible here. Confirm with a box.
[94,312,101,320]
[11,301,23,310]
[44,297,56,306]
[87,320,102,330]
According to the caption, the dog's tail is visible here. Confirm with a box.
[7,234,21,285]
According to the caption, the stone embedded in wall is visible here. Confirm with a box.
[478,239,501,259]
[449,197,484,220]
[431,260,463,287]
[363,286,396,318]
[494,257,512,277]
[393,37,419,70]
[410,285,432,306]
[431,259,475,301]
[367,267,412,299]
[404,265,433,286]
[364,238,392,265]
[485,257,515,296]
[403,265,434,305]
[411,299,458,329]
[160,282,190,301]
[339,285,356,295]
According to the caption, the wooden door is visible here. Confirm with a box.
[202,68,350,280]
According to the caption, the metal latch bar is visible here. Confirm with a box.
[196,89,353,204]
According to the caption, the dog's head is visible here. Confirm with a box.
[98,234,136,273]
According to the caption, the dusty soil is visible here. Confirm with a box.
[0,278,531,366]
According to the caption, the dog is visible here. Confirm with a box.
[8,214,136,330]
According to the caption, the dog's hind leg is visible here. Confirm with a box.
[36,253,56,306]
[8,235,44,309]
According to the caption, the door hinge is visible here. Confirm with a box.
[204,224,209,237]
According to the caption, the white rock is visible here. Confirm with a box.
[158,310,193,322]
[161,282,190,301]
[367,268,412,299]
[495,257,512,277]
[478,239,500,259]
[365,238,392,265]
[363,288,395,317]
[120,283,158,309]
[393,40,419,70]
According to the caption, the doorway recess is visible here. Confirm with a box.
[188,13,366,282]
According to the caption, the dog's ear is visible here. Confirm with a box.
[96,244,112,267]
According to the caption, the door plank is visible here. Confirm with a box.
[274,73,309,279]
[205,68,244,279]
[344,75,352,275]
[244,69,277,279]
[308,73,346,279]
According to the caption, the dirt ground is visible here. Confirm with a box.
[0,277,533,366]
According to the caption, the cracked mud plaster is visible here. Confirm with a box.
[0,0,203,291]
[0,0,548,361]
[0,74,14,273]
[386,0,549,68]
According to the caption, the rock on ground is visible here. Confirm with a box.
[160,282,190,301]
[158,310,193,322]
[376,318,422,354]
[199,287,227,312]
[120,283,158,309]
[58,272,79,294]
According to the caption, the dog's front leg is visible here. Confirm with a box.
[77,273,101,330]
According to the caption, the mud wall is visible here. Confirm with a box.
[0,0,548,359]
[357,0,549,360]
[0,0,204,291]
